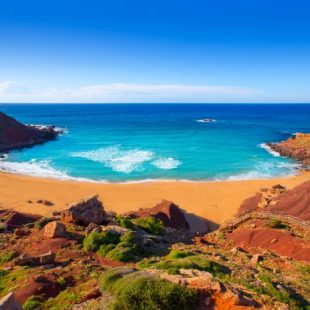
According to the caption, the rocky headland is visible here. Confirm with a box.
[267,133,310,167]
[0,112,62,153]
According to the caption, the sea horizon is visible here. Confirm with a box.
[0,103,309,183]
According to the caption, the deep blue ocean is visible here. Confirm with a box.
[0,104,309,182]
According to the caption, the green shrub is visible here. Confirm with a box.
[83,231,120,252]
[116,215,134,229]
[97,244,116,257]
[57,276,66,286]
[268,219,288,229]
[0,224,5,233]
[34,217,54,229]
[23,296,43,310]
[133,217,164,235]
[258,273,303,308]
[106,243,142,263]
[0,269,9,277]
[100,269,198,310]
[138,255,228,277]
[167,250,194,260]
[0,251,17,263]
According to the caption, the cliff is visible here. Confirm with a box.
[0,112,61,152]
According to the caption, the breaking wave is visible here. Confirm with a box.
[259,143,281,157]
[151,157,181,170]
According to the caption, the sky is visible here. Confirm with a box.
[0,0,309,103]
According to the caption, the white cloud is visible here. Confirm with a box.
[0,81,261,103]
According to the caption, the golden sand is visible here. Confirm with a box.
[0,171,309,231]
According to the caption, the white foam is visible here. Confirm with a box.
[259,143,281,157]
[71,146,154,173]
[0,159,97,182]
[195,118,216,123]
[151,157,181,169]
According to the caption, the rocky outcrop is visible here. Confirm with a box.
[0,292,22,310]
[0,112,62,152]
[43,221,67,238]
[14,251,56,266]
[124,200,189,230]
[2,211,40,229]
[61,195,105,226]
[267,133,310,166]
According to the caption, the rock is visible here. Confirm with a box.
[101,225,130,236]
[267,133,310,166]
[3,211,40,229]
[61,195,105,225]
[14,228,30,237]
[0,292,22,310]
[43,221,67,238]
[0,112,61,152]
[270,238,278,244]
[124,200,189,230]
[250,254,263,266]
[14,251,55,266]
[230,246,240,255]
[85,223,102,235]
[37,200,54,206]
[39,251,56,265]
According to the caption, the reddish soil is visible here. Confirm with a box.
[227,228,310,262]
[268,180,310,220]
[14,275,65,304]
[237,193,262,216]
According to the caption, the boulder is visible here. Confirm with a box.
[124,200,189,230]
[250,254,263,266]
[0,292,22,310]
[61,195,105,225]
[44,221,67,238]
[85,223,102,235]
[14,251,55,266]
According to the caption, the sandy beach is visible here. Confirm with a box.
[0,171,309,231]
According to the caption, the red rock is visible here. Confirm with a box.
[124,200,189,230]
[0,112,61,152]
[3,211,40,229]
[43,221,67,238]
[61,195,105,225]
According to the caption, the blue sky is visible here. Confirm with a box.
[0,0,309,103]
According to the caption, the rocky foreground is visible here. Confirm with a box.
[267,133,310,167]
[0,112,61,152]
[0,180,309,309]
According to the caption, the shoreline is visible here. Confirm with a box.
[1,170,309,231]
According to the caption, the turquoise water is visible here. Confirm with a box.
[0,104,309,182]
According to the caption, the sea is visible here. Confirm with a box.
[0,104,309,183]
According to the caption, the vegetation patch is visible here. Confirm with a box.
[138,254,229,277]
[23,295,44,310]
[166,250,194,260]
[115,215,134,229]
[0,250,17,263]
[100,268,198,310]
[34,217,54,230]
[267,219,288,230]
[83,231,120,252]
[133,217,164,235]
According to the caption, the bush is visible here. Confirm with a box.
[23,296,43,310]
[0,224,5,233]
[100,269,198,310]
[83,231,120,252]
[138,255,228,277]
[268,219,288,229]
[0,251,17,263]
[133,217,164,235]
[34,217,54,230]
[97,244,116,257]
[167,250,194,260]
[116,215,134,229]
[106,242,142,263]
